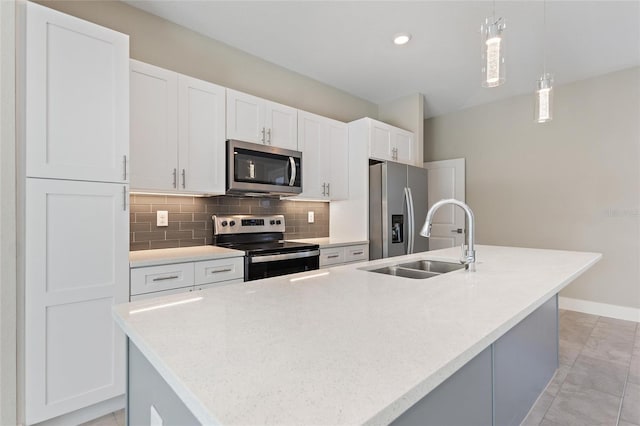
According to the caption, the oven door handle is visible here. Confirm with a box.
[288,157,296,186]
[249,249,319,264]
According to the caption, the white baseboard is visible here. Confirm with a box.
[559,297,640,323]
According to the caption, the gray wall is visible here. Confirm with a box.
[424,67,640,310]
[379,94,425,166]
[36,0,378,123]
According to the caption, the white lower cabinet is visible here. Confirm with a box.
[130,257,244,300]
[319,244,369,268]
[24,178,129,425]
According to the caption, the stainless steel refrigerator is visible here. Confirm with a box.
[369,162,429,259]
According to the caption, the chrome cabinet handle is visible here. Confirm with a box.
[181,169,186,189]
[327,254,340,259]
[123,155,127,180]
[267,128,272,144]
[173,168,177,188]
[152,275,179,282]
[322,183,326,196]
[123,186,127,211]
[326,183,330,197]
[208,268,232,274]
[261,127,266,143]
[352,251,364,255]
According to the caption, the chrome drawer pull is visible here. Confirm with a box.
[352,251,364,255]
[152,275,179,282]
[208,268,232,274]
[327,254,340,259]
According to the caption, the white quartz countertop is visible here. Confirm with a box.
[114,245,601,425]
[129,246,245,268]
[287,237,369,248]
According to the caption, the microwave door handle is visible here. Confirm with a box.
[289,157,296,186]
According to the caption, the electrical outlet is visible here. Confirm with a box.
[308,211,314,223]
[157,210,168,227]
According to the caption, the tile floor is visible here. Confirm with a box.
[523,309,640,426]
[81,309,639,426]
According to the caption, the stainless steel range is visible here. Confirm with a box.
[212,214,320,281]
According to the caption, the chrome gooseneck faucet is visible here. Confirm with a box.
[420,199,476,271]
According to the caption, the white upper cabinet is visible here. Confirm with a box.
[227,89,297,150]
[25,2,129,183]
[130,60,178,191]
[367,118,416,165]
[177,75,226,193]
[296,111,348,201]
[130,60,226,194]
[327,120,349,200]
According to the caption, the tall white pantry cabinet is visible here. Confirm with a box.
[19,2,129,425]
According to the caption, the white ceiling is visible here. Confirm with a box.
[125,1,640,118]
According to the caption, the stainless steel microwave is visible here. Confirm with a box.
[226,140,302,196]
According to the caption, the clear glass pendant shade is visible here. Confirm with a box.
[535,74,553,123]
[481,17,506,88]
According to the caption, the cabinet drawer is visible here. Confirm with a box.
[194,257,244,285]
[320,248,345,267]
[195,279,244,291]
[344,244,369,263]
[130,263,194,296]
[129,286,193,302]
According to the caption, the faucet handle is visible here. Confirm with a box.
[459,242,467,264]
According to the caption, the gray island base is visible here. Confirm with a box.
[114,245,601,425]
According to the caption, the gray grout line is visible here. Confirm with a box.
[616,369,631,426]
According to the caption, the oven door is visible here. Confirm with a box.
[227,139,302,195]
[246,250,320,281]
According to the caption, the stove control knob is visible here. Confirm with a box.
[229,220,236,227]
[221,221,228,227]
[270,220,275,225]
[276,220,282,225]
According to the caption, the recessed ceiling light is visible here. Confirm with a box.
[393,33,412,45]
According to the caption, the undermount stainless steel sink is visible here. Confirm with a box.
[364,259,466,279]
[398,260,466,274]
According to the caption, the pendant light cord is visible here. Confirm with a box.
[543,0,547,75]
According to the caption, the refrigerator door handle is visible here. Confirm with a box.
[403,187,413,254]
[407,187,415,254]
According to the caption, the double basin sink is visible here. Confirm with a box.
[363,259,466,279]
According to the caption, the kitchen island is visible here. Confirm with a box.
[113,245,601,425]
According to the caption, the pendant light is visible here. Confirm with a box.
[481,1,506,88]
[535,0,553,123]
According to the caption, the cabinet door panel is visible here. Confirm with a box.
[266,101,298,150]
[25,178,128,424]
[226,89,264,144]
[394,130,415,165]
[178,75,226,194]
[25,2,128,183]
[297,112,325,199]
[327,121,349,200]
[370,122,393,161]
[130,60,178,191]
